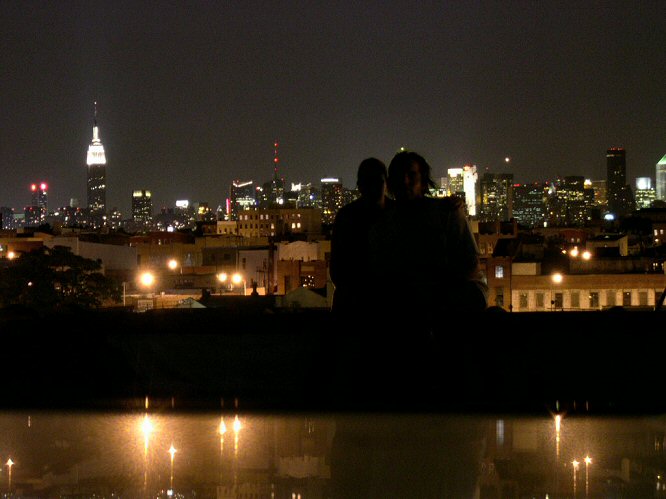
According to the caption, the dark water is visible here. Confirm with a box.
[1,408,665,498]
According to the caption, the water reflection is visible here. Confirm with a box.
[0,410,666,498]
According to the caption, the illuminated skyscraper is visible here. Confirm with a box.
[132,189,153,227]
[230,180,256,220]
[635,177,656,209]
[86,102,107,215]
[30,182,48,216]
[320,177,344,225]
[656,154,666,201]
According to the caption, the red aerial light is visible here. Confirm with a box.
[274,158,279,163]
[40,183,47,191]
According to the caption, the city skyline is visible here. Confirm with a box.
[2,1,665,214]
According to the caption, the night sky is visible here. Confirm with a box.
[2,1,666,215]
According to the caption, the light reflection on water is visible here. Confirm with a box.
[0,410,665,498]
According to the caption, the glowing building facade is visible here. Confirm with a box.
[86,103,107,214]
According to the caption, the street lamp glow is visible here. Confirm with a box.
[231,273,243,285]
[139,271,155,287]
[233,414,242,433]
[552,273,563,284]
[219,417,227,436]
[7,251,16,260]
[582,250,591,260]
[570,247,579,257]
[217,272,228,283]
[167,259,178,270]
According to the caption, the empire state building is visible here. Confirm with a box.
[86,102,107,214]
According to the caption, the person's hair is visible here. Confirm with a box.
[356,157,387,197]
[387,150,437,199]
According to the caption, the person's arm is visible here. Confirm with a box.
[448,204,488,307]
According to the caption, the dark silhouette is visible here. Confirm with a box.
[369,150,488,324]
[329,157,391,316]
[329,152,489,498]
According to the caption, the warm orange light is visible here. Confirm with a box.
[582,251,591,260]
[219,417,227,435]
[584,455,592,465]
[167,259,178,270]
[7,251,16,260]
[169,444,177,459]
[233,414,241,433]
[552,273,563,284]
[569,247,579,257]
[217,272,228,283]
[139,271,155,287]
[231,273,243,285]
[572,459,579,469]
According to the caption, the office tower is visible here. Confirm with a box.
[590,180,607,207]
[447,168,464,195]
[463,165,479,216]
[291,182,320,209]
[86,102,107,215]
[479,172,513,222]
[447,164,478,215]
[657,154,666,201]
[512,183,546,228]
[635,177,656,209]
[320,177,344,225]
[230,180,256,220]
[560,176,587,226]
[30,182,48,213]
[606,147,634,218]
[132,190,153,228]
[28,182,48,223]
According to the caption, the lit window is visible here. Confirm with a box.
[495,265,504,279]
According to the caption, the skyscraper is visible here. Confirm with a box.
[606,147,634,218]
[656,154,666,201]
[30,182,48,220]
[132,189,153,228]
[86,102,107,215]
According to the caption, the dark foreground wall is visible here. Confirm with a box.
[1,307,664,416]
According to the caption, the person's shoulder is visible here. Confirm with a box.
[430,196,465,211]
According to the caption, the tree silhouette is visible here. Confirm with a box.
[0,245,121,310]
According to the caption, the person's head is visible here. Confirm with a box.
[356,157,387,202]
[387,150,437,200]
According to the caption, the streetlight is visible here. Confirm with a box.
[572,459,580,498]
[231,273,246,296]
[6,458,14,494]
[551,272,563,311]
[217,272,228,294]
[584,455,592,498]
[168,444,177,492]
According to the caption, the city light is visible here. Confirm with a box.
[139,271,155,288]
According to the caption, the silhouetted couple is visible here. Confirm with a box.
[328,151,489,498]
[331,150,488,324]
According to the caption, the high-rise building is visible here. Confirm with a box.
[656,154,666,201]
[230,180,256,220]
[320,177,344,225]
[86,102,107,215]
[28,182,48,223]
[132,190,153,228]
[512,183,546,228]
[447,165,478,215]
[606,147,634,218]
[479,172,513,222]
[635,177,656,209]
[560,176,587,226]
